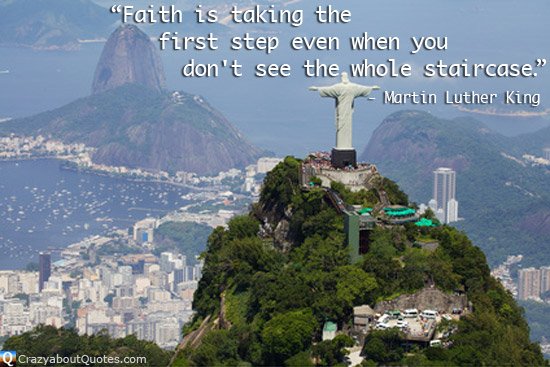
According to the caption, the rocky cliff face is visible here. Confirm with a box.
[92,24,166,94]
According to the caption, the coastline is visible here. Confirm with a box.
[0,41,82,51]
[0,155,249,270]
[0,155,219,192]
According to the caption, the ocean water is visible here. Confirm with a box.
[0,159,189,270]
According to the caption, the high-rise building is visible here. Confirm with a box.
[184,266,195,282]
[540,266,550,295]
[133,218,157,243]
[544,148,550,161]
[173,269,184,290]
[160,252,174,273]
[447,198,459,223]
[518,267,542,300]
[38,252,51,292]
[119,266,133,287]
[432,167,459,224]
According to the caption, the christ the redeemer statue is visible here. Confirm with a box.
[309,72,380,152]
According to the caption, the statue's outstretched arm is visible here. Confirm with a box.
[314,85,340,98]
[355,85,381,97]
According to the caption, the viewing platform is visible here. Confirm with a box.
[382,205,419,224]
[300,151,379,192]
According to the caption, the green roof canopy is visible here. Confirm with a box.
[358,208,373,215]
[323,321,337,332]
[415,218,437,227]
[384,207,416,217]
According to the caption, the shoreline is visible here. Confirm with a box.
[0,155,219,192]
[0,157,192,271]
[0,156,246,271]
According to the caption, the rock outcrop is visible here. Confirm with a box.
[92,24,166,94]
[373,287,470,314]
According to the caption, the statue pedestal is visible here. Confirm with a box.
[331,148,357,168]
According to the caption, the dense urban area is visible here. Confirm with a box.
[0,137,281,349]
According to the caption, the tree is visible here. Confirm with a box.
[334,266,377,311]
[362,329,404,364]
[260,156,301,219]
[380,178,409,206]
[261,310,317,365]
[251,270,311,319]
[285,351,314,367]
[292,235,348,273]
[3,325,172,367]
[367,228,398,259]
[363,337,388,364]
[227,215,261,240]
[361,253,403,299]
[312,335,354,366]
[189,330,240,366]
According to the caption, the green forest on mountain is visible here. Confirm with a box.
[172,157,545,366]
[4,157,546,366]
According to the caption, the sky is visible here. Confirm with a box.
[1,0,549,155]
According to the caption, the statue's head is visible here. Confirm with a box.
[341,72,350,84]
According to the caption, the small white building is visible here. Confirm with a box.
[322,321,337,341]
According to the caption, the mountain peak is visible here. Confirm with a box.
[91,24,166,95]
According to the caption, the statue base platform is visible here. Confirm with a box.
[331,148,357,168]
[301,151,379,192]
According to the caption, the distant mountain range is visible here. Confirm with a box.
[362,111,550,267]
[0,0,115,49]
[91,0,298,11]
[0,0,230,50]
[0,24,262,174]
[0,0,301,50]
